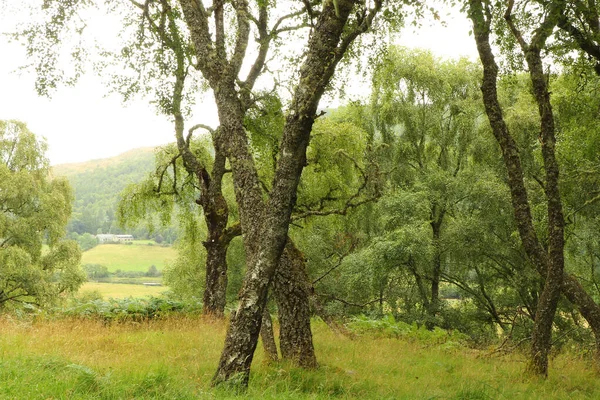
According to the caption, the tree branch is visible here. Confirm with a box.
[178,0,221,83]
[312,237,357,285]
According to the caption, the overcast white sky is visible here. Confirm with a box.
[0,3,477,166]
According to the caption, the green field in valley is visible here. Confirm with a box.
[81,242,177,272]
[79,282,168,299]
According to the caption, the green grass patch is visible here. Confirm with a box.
[81,243,177,272]
[79,282,167,299]
[0,317,599,399]
[130,239,159,245]
[109,276,163,284]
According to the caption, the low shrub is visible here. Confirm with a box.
[347,314,469,346]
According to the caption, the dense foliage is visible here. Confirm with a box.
[0,120,85,308]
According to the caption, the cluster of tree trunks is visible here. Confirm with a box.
[181,0,384,386]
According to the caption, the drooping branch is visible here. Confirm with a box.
[130,0,176,49]
[293,152,381,221]
[317,293,382,308]
[557,9,600,74]
[155,152,182,194]
[312,237,357,285]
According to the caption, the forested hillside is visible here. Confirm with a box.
[52,147,175,241]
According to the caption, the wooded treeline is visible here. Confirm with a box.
[53,148,178,244]
[5,0,600,389]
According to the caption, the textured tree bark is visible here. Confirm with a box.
[272,241,317,368]
[260,308,279,363]
[161,17,238,319]
[203,240,229,317]
[198,175,240,317]
[175,114,235,318]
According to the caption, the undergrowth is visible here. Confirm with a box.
[347,314,469,348]
[54,296,203,323]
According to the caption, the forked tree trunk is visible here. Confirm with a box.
[207,0,370,387]
[469,0,600,375]
[469,0,565,377]
[272,241,317,368]
[504,1,566,376]
[175,114,235,318]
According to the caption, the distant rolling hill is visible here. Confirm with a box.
[51,147,165,238]
[52,147,156,177]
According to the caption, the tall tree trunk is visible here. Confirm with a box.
[169,33,237,318]
[174,113,235,318]
[179,0,383,387]
[469,0,565,377]
[429,209,445,325]
[272,241,317,368]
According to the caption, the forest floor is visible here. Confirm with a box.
[0,316,598,399]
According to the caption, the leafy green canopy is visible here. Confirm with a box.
[0,120,85,308]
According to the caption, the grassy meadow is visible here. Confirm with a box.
[81,242,177,273]
[0,316,599,399]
